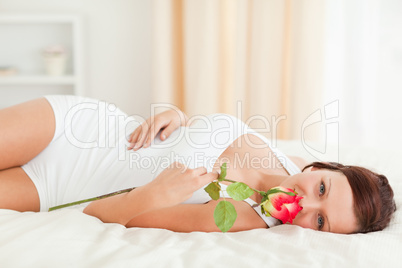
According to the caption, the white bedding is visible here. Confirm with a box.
[0,140,400,267]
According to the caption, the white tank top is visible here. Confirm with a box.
[22,96,301,228]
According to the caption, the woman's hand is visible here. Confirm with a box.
[142,162,219,209]
[84,162,218,225]
[128,109,190,150]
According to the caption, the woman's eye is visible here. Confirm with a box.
[319,181,325,196]
[318,215,325,230]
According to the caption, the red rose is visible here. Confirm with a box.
[260,186,303,224]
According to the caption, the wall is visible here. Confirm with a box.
[0,0,152,117]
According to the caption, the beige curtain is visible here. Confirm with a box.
[151,0,326,141]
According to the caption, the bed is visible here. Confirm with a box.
[0,140,400,267]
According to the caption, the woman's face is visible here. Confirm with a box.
[280,167,359,234]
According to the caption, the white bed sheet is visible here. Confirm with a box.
[0,140,400,267]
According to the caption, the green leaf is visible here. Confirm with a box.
[214,200,237,232]
[218,162,227,181]
[265,188,295,196]
[226,182,254,201]
[204,182,221,200]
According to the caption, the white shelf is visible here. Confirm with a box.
[0,14,84,99]
[0,14,82,24]
[0,75,76,85]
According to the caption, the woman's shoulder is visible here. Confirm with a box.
[287,156,309,171]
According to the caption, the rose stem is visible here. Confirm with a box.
[48,187,136,211]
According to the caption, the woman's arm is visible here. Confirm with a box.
[83,162,218,226]
[128,108,190,150]
[125,198,268,232]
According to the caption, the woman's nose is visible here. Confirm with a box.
[299,198,319,211]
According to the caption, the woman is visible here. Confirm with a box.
[0,95,396,233]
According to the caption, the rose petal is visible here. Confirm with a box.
[269,206,290,223]
[284,201,303,220]
[263,187,303,224]
[270,192,296,210]
[274,186,297,195]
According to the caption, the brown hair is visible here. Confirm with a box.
[302,162,396,233]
